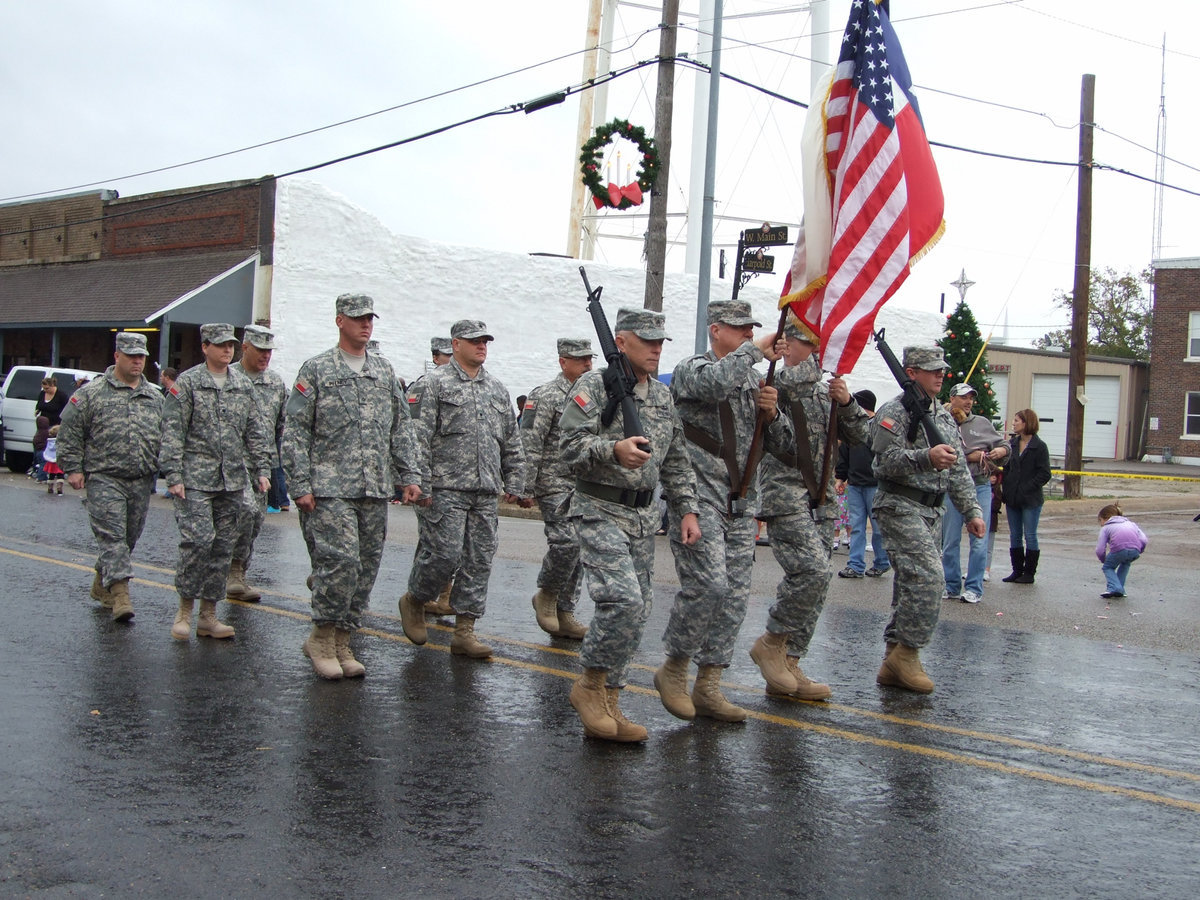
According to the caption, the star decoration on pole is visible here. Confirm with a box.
[950,268,975,302]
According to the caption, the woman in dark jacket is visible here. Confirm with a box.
[35,376,68,427]
[1001,408,1052,584]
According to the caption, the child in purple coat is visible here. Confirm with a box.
[1095,504,1148,599]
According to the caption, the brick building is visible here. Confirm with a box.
[0,178,275,374]
[1146,258,1200,464]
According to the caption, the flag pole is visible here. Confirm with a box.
[736,305,791,501]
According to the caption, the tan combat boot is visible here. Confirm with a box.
[569,668,618,739]
[605,687,648,742]
[226,559,261,602]
[749,631,798,694]
[450,615,492,658]
[876,644,934,694]
[692,665,748,722]
[90,572,114,608]
[531,588,559,635]
[196,600,235,639]
[398,592,427,645]
[553,610,588,641]
[302,624,344,680]
[171,597,194,641]
[109,579,134,623]
[766,655,833,701]
[334,628,366,678]
[653,656,695,720]
[424,581,454,616]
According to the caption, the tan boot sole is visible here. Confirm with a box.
[749,641,799,694]
[876,659,934,694]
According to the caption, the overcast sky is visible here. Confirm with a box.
[5,1,1197,351]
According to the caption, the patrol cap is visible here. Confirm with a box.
[783,315,820,345]
[200,323,239,345]
[950,382,977,397]
[115,332,150,356]
[614,307,670,341]
[451,320,494,341]
[430,337,453,355]
[242,324,275,350]
[706,300,761,327]
[557,338,596,359]
[336,293,378,318]
[902,346,951,372]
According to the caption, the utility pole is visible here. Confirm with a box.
[1064,73,1095,501]
[693,0,723,353]
[643,0,679,312]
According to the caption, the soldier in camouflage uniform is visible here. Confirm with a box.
[161,323,272,642]
[521,337,596,640]
[655,300,791,723]
[871,346,985,693]
[227,324,287,603]
[283,294,411,680]
[398,319,526,660]
[559,308,700,742]
[58,332,163,623]
[405,336,457,616]
[747,319,870,700]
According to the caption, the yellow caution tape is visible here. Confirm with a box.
[1052,469,1200,483]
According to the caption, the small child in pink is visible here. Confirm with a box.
[1095,503,1147,599]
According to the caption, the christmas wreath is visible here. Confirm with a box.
[579,118,660,210]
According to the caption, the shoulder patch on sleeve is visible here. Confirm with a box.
[168,384,180,397]
[69,395,80,405]
[519,399,538,429]
[878,415,900,434]
[572,391,597,415]
[294,377,313,400]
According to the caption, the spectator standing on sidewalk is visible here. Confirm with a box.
[835,389,890,579]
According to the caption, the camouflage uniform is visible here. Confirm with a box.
[161,354,272,603]
[57,362,163,588]
[871,366,982,650]
[560,368,698,688]
[758,356,869,653]
[661,335,793,668]
[521,363,586,613]
[231,355,287,570]
[282,345,410,630]
[400,342,524,618]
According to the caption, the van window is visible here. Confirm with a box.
[4,370,46,401]
[53,372,89,401]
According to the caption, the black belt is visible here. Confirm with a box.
[877,479,945,509]
[576,480,654,509]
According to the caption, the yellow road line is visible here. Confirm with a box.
[3,539,1199,811]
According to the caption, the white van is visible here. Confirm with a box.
[0,365,104,472]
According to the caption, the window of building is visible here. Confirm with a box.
[1190,312,1200,359]
[1186,392,1200,438]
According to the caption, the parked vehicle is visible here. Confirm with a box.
[0,366,104,473]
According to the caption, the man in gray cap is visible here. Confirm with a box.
[161,323,272,641]
[521,337,596,640]
[227,324,288,603]
[746,317,870,700]
[283,293,411,680]
[403,335,456,616]
[870,346,984,693]
[58,331,164,622]
[941,382,1007,604]
[398,319,526,660]
[655,299,792,724]
[559,307,700,741]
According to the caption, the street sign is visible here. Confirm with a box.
[742,226,789,246]
[742,254,775,273]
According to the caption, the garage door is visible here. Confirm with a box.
[988,372,1009,431]
[1031,374,1121,459]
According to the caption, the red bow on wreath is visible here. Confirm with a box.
[594,182,644,209]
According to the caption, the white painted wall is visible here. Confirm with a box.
[270,179,943,404]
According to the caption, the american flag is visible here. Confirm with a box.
[780,0,944,374]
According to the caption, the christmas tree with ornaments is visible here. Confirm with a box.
[935,300,998,421]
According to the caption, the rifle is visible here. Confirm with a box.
[579,267,650,452]
[873,328,947,448]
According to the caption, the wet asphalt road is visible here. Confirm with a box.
[1,473,1199,898]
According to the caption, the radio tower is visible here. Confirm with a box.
[1152,35,1166,263]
